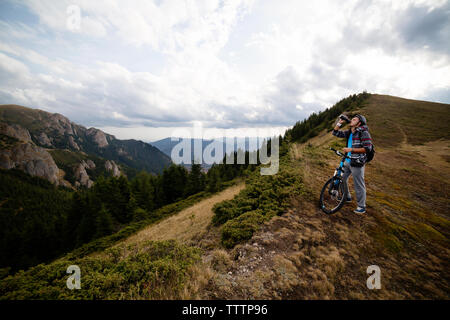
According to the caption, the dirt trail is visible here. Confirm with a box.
[119,183,245,247]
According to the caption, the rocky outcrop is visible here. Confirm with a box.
[117,147,128,156]
[0,142,59,184]
[56,169,72,188]
[0,122,61,184]
[105,160,121,177]
[49,113,74,136]
[0,122,32,143]
[73,160,96,188]
[87,128,108,148]
[35,132,52,147]
[68,135,80,150]
[83,159,96,169]
[74,163,93,188]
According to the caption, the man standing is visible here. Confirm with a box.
[332,114,373,214]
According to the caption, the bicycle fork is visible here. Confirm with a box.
[328,164,344,199]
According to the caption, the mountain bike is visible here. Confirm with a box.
[319,147,351,214]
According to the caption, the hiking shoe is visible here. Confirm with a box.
[354,206,366,214]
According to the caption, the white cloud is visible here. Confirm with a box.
[19,0,255,51]
[0,0,448,140]
[0,52,30,75]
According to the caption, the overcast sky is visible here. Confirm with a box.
[0,0,449,140]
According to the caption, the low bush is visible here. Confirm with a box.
[221,211,269,248]
[213,159,305,248]
[0,240,201,300]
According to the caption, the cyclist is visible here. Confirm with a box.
[332,114,373,214]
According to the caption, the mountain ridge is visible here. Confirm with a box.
[0,104,172,186]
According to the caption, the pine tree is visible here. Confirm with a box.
[94,204,113,238]
[185,162,205,196]
[131,171,156,211]
[65,191,84,249]
[207,166,221,192]
[162,164,188,203]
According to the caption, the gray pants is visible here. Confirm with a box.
[342,161,366,208]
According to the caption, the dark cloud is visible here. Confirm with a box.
[340,1,450,57]
[263,67,312,120]
[396,3,450,54]
[264,67,302,108]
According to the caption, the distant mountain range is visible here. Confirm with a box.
[149,137,269,169]
[0,105,172,187]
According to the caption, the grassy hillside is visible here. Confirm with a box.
[195,93,449,299]
[0,105,46,132]
[0,179,242,299]
[1,93,449,299]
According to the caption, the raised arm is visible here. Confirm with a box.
[332,119,349,138]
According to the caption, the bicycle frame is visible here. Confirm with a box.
[319,148,353,214]
[330,147,350,182]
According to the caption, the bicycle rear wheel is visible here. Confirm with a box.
[319,176,346,214]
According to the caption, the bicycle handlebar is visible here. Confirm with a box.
[330,147,351,159]
[330,147,342,155]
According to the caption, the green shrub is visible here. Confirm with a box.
[221,211,269,248]
[132,207,149,221]
[213,156,305,248]
[0,240,201,300]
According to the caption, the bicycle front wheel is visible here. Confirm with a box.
[319,176,346,214]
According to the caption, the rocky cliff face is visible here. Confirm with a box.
[68,135,80,150]
[36,132,52,147]
[86,128,109,148]
[0,122,73,186]
[48,113,75,136]
[0,119,120,188]
[0,122,32,143]
[0,104,172,179]
[0,138,60,185]
[0,105,113,151]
